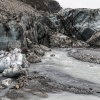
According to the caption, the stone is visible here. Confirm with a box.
[87,32,100,46]
[32,92,48,98]
[71,40,89,47]
[2,78,12,88]
[15,84,20,89]
[40,45,51,51]
[2,65,27,78]
[50,33,72,48]
[27,52,41,63]
[50,33,88,48]
[31,45,45,56]
[1,97,11,100]
[50,54,55,57]
[0,86,4,89]
[34,49,45,56]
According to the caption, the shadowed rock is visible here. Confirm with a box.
[20,0,62,13]
[87,32,100,46]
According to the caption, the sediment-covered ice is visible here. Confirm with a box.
[0,48,28,77]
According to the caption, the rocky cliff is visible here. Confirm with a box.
[1,1,100,63]
[57,9,100,41]
[1,1,100,98]
[43,8,100,46]
[20,0,62,13]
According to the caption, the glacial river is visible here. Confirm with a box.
[1,48,100,100]
[28,48,100,100]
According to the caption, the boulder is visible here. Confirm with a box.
[0,48,28,77]
[87,32,100,46]
[50,33,88,48]
[50,33,72,48]
[40,45,51,51]
[30,45,45,56]
[2,78,12,88]
[27,52,41,63]
[2,65,26,78]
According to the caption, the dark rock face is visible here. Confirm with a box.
[1,8,100,50]
[50,33,88,48]
[21,0,62,13]
[2,0,100,49]
[82,28,94,41]
[87,32,100,46]
[48,0,62,13]
[45,9,100,41]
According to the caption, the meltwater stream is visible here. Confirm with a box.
[1,48,100,100]
[28,48,100,100]
[40,48,100,84]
